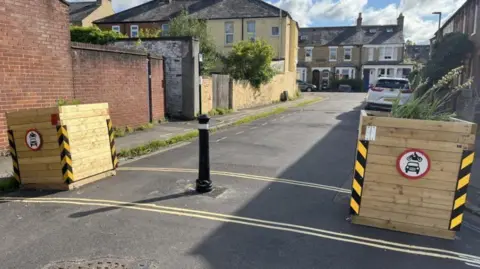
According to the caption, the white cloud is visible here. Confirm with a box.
[270,0,468,44]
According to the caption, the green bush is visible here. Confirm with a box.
[224,40,276,88]
[70,26,126,44]
[330,78,364,92]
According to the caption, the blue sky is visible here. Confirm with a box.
[93,0,467,44]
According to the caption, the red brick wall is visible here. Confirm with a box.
[0,0,74,152]
[71,43,164,127]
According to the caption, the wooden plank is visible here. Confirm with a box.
[365,171,457,191]
[351,215,455,240]
[6,107,58,124]
[360,126,476,144]
[16,142,59,152]
[21,182,69,191]
[71,145,112,160]
[366,163,458,182]
[368,145,461,163]
[59,109,109,120]
[21,169,63,178]
[70,140,111,154]
[61,116,108,127]
[12,128,57,138]
[66,123,111,133]
[58,103,108,113]
[68,170,116,190]
[68,132,109,145]
[14,134,58,147]
[361,115,474,134]
[18,156,59,165]
[20,175,63,184]
[17,149,60,159]
[369,136,464,153]
[361,191,453,210]
[363,181,455,202]
[360,199,451,221]
[19,162,62,171]
[8,121,54,131]
[358,207,449,229]
[67,127,109,138]
[72,153,112,166]
[367,154,460,173]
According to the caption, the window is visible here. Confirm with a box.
[225,22,234,44]
[329,47,337,61]
[130,25,139,37]
[344,47,352,61]
[367,47,374,61]
[247,21,256,41]
[336,67,355,79]
[300,35,308,40]
[272,26,280,36]
[305,47,313,62]
[380,46,394,60]
[112,25,120,33]
[161,24,169,36]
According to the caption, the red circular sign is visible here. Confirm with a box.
[25,129,43,151]
[396,149,431,180]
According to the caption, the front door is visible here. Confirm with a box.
[312,70,320,89]
[363,69,370,90]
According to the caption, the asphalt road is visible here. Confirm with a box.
[2,93,480,269]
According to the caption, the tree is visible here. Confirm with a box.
[405,39,415,46]
[223,40,276,88]
[168,10,218,74]
[139,28,162,38]
[70,26,126,44]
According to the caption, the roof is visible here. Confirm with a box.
[95,0,291,23]
[68,1,100,23]
[433,0,472,38]
[299,25,404,46]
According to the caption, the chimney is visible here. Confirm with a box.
[356,13,362,30]
[397,13,404,31]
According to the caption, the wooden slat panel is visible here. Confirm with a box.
[21,176,64,184]
[368,154,460,173]
[361,126,476,144]
[73,153,112,166]
[16,142,59,152]
[21,169,63,178]
[71,145,112,160]
[58,103,108,113]
[352,215,455,239]
[12,128,57,138]
[362,190,453,210]
[365,171,457,190]
[73,158,112,175]
[369,136,463,153]
[359,207,449,229]
[19,163,62,171]
[74,163,114,181]
[67,127,109,138]
[70,140,111,154]
[14,135,58,147]
[363,181,455,202]
[66,123,111,133]
[17,149,60,159]
[360,199,451,221]
[366,163,457,181]
[361,115,473,134]
[18,156,59,165]
[8,122,54,131]
[68,130,109,144]
[61,116,108,127]
[6,107,58,125]
[59,110,109,120]
[368,145,461,163]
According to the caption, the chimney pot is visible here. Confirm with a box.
[397,13,404,31]
[356,12,362,30]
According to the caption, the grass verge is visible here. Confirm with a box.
[233,107,287,126]
[294,97,323,108]
[0,177,19,192]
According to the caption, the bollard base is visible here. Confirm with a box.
[195,179,213,193]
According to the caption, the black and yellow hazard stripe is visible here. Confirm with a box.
[56,125,73,183]
[107,119,119,168]
[350,140,369,215]
[8,130,20,183]
[449,150,474,231]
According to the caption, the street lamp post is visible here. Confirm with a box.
[432,12,442,30]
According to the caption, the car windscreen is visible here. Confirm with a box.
[376,79,409,89]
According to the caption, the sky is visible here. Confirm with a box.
[85,0,468,44]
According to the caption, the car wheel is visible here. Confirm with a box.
[306,87,312,92]
[416,170,419,174]
[405,169,408,173]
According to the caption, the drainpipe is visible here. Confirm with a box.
[241,18,244,40]
[147,53,153,123]
[278,9,282,59]
[358,45,363,79]
[162,56,168,118]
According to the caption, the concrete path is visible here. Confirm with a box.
[2,93,480,269]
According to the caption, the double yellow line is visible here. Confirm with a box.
[2,196,480,266]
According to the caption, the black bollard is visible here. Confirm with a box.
[196,114,212,193]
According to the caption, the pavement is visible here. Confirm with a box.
[2,93,480,269]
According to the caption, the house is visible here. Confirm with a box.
[405,45,430,64]
[68,0,114,26]
[93,0,298,73]
[297,13,413,89]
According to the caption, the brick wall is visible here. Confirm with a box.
[71,43,164,127]
[0,0,74,152]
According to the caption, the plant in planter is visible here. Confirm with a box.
[350,66,476,239]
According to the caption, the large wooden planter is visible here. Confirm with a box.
[350,110,477,239]
[6,103,118,190]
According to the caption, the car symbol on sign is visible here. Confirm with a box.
[405,162,420,174]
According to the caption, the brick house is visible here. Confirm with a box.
[93,0,298,73]
[68,0,114,26]
[297,13,413,89]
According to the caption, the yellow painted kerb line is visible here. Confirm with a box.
[2,196,480,265]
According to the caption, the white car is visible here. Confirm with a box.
[365,77,412,110]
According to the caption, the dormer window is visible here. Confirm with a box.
[386,28,393,32]
[369,29,377,33]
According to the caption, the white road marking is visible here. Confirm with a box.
[250,127,258,130]
[235,131,245,135]
[271,119,277,122]
[280,116,285,119]
[466,262,480,267]
[215,137,227,142]
[261,122,268,126]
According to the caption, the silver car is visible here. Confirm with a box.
[297,80,317,92]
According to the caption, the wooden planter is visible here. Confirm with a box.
[6,103,118,190]
[350,110,477,239]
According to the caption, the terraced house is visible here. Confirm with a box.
[297,13,413,89]
[94,0,298,73]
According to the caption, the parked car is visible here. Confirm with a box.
[365,77,412,110]
[405,162,420,174]
[297,80,317,92]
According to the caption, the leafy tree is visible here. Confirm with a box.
[168,10,218,74]
[224,40,276,88]
[139,28,162,38]
[405,39,415,46]
[70,26,126,44]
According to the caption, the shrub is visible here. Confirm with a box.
[70,26,126,44]
[224,40,276,88]
[57,98,80,106]
[139,28,161,38]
